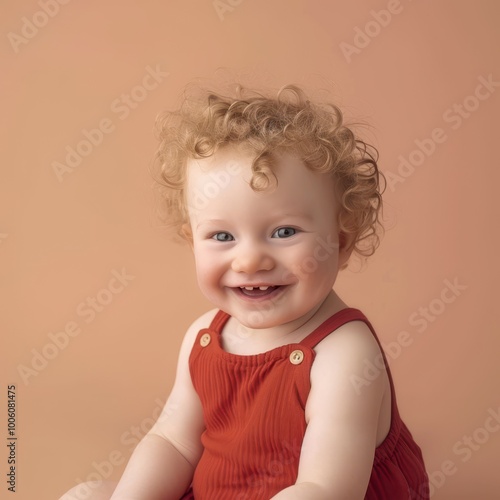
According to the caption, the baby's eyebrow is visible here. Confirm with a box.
[278,213,314,220]
[196,214,315,230]
[196,219,227,229]
[265,213,315,225]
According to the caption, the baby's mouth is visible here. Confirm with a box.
[237,285,280,297]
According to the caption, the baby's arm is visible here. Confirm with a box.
[271,320,387,500]
[109,309,216,500]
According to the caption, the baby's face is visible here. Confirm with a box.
[185,145,347,330]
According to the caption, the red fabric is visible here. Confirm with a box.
[181,308,429,499]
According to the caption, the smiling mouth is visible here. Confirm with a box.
[231,285,284,300]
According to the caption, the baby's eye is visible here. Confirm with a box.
[272,227,297,238]
[211,232,234,242]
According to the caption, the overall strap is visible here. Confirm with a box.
[208,309,231,333]
[299,306,401,428]
[299,308,369,349]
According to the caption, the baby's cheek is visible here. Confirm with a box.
[194,254,221,287]
[291,245,339,281]
[195,271,219,303]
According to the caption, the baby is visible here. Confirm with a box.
[62,84,429,499]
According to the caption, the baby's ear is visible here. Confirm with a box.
[338,231,355,268]
[181,223,194,250]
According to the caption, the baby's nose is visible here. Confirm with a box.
[231,245,275,274]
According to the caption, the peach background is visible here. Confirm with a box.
[1,1,499,499]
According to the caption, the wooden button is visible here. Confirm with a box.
[200,333,211,347]
[289,349,304,365]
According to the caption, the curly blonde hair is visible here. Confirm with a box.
[151,83,385,263]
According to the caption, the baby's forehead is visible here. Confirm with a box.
[185,155,251,199]
[186,152,248,176]
[185,147,339,218]
[185,145,305,178]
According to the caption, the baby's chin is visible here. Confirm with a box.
[232,314,281,331]
[227,307,304,333]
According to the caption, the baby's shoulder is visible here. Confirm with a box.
[175,308,220,367]
[312,318,383,368]
[190,307,220,328]
[183,308,220,341]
